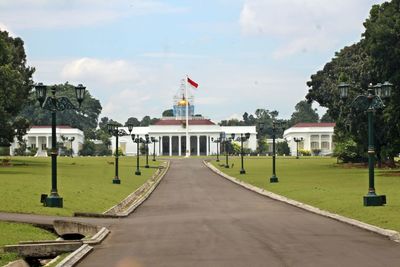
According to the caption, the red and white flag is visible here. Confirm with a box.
[187,77,199,89]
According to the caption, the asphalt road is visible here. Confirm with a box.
[78,158,400,267]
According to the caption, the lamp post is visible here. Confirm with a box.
[223,133,235,168]
[131,134,143,175]
[293,137,303,159]
[150,137,159,161]
[211,136,221,162]
[34,83,86,208]
[237,133,251,174]
[338,81,392,206]
[144,134,150,168]
[108,124,127,184]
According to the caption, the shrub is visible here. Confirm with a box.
[312,149,321,156]
[299,149,311,156]
[334,139,365,163]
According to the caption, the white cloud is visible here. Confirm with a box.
[61,58,143,85]
[239,0,386,58]
[0,0,187,30]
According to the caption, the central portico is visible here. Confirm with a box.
[110,80,257,156]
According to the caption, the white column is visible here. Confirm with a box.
[160,136,163,156]
[206,135,209,156]
[178,135,182,156]
[46,136,50,149]
[169,135,172,156]
[197,135,200,156]
[36,136,39,150]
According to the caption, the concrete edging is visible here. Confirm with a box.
[103,160,170,217]
[55,244,93,267]
[204,160,400,243]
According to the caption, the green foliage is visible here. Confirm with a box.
[257,138,268,154]
[311,148,321,156]
[79,140,96,156]
[231,142,241,155]
[276,141,290,156]
[162,109,174,117]
[334,138,366,163]
[20,83,102,139]
[298,149,311,156]
[290,100,319,126]
[124,117,140,127]
[307,1,400,162]
[0,30,34,147]
[0,146,10,156]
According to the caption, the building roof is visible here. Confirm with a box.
[292,123,335,128]
[153,119,215,126]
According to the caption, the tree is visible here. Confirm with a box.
[363,0,400,164]
[20,83,102,139]
[320,112,334,122]
[0,30,35,150]
[79,140,96,156]
[162,109,174,117]
[140,116,151,126]
[290,100,319,126]
[124,117,140,127]
[277,141,290,156]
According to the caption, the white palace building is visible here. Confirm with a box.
[112,83,257,156]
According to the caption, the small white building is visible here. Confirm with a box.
[10,126,84,156]
[283,123,335,156]
[111,118,257,156]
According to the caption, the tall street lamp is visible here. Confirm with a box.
[338,81,392,206]
[211,136,222,162]
[144,134,150,168]
[131,134,143,175]
[236,133,250,174]
[35,83,86,208]
[150,137,159,161]
[108,123,128,184]
[260,121,282,183]
[293,137,303,159]
[223,133,235,168]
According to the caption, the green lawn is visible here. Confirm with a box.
[0,221,56,266]
[0,156,161,216]
[211,156,400,232]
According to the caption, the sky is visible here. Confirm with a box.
[0,0,386,123]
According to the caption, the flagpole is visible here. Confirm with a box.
[185,75,190,157]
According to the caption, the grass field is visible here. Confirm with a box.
[0,156,161,216]
[0,221,56,266]
[211,156,400,232]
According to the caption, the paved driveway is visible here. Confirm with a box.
[78,158,400,267]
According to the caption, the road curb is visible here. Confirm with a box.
[103,160,170,217]
[204,160,400,243]
[55,244,93,267]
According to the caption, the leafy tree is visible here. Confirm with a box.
[276,141,290,156]
[162,109,174,117]
[363,0,400,164]
[125,117,140,127]
[290,100,319,126]
[79,140,96,156]
[20,83,102,139]
[257,138,268,154]
[320,112,334,122]
[140,116,152,126]
[0,30,35,150]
